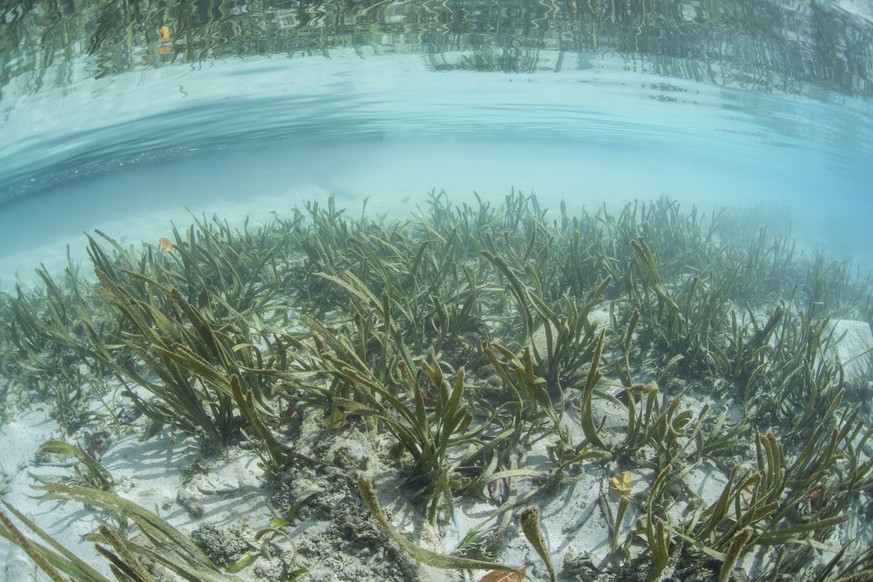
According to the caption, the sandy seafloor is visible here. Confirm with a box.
[0,184,872,582]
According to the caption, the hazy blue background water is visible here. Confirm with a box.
[1,0,872,288]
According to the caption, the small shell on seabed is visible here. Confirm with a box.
[177,489,205,518]
[487,477,509,505]
[486,374,503,388]
[83,430,111,459]
[609,471,633,496]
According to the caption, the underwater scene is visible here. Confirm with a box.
[2,1,873,581]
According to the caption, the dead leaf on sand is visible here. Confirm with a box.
[479,565,527,581]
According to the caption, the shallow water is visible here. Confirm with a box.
[1,0,873,284]
[3,3,873,579]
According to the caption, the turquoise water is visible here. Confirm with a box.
[1,1,873,285]
[2,3,873,579]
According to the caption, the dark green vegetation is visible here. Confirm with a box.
[1,193,872,581]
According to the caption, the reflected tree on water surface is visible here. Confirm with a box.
[1,0,871,100]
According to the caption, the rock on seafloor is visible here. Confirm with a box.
[829,319,873,385]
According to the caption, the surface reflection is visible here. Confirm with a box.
[2,0,872,101]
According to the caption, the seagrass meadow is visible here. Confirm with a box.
[0,192,872,582]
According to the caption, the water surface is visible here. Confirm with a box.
[1,0,872,285]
